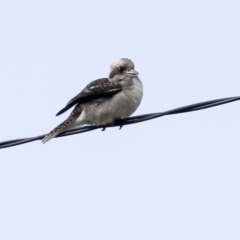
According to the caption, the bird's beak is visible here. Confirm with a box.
[126,69,139,77]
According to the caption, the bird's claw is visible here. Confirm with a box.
[102,127,106,131]
[119,125,123,130]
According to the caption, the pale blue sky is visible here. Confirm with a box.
[1,0,240,239]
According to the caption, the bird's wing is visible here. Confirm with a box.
[56,78,122,116]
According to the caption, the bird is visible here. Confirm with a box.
[42,58,143,143]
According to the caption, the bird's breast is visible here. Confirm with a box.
[84,78,143,125]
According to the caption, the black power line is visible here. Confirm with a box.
[0,96,239,149]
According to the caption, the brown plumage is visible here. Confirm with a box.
[42,58,143,144]
[56,78,122,116]
[42,107,82,143]
[43,79,123,143]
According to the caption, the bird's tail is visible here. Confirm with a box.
[42,116,76,144]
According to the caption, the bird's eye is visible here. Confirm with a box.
[119,67,123,72]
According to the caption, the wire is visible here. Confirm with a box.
[0,96,239,149]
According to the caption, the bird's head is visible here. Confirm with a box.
[108,58,139,85]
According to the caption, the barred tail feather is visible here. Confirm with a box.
[42,117,76,144]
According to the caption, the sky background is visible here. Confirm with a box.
[1,0,240,239]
